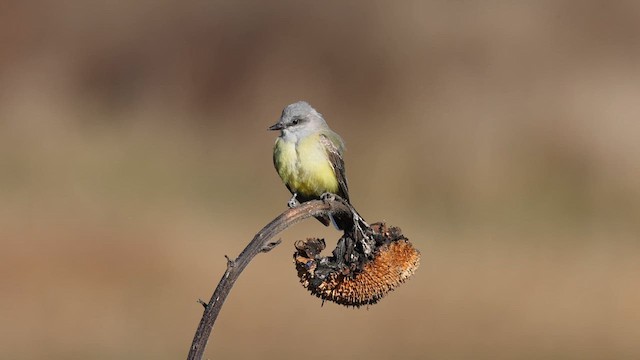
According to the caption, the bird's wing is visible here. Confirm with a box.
[319,132,350,202]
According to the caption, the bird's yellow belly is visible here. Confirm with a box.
[274,137,339,198]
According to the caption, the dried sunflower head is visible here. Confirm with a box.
[294,222,420,307]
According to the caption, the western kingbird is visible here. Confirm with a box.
[269,101,352,229]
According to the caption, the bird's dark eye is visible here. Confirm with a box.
[292,118,299,125]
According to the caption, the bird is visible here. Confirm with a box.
[268,101,354,230]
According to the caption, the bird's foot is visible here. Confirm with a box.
[320,192,336,202]
[288,193,301,208]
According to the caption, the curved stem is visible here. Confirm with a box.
[187,198,352,360]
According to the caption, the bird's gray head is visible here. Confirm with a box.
[268,101,328,140]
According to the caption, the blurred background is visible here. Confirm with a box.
[1,1,639,359]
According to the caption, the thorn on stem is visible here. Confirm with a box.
[225,255,235,268]
[261,239,282,253]
[197,299,208,308]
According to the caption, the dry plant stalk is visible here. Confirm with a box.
[187,197,420,360]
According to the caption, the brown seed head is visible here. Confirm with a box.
[294,223,420,307]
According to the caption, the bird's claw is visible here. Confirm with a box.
[320,192,336,202]
[288,193,301,208]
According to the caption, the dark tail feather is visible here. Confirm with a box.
[314,214,332,227]
[314,213,352,230]
[312,196,364,231]
[330,211,363,231]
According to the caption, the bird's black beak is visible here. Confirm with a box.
[268,122,284,131]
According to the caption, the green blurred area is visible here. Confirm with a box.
[1,1,639,359]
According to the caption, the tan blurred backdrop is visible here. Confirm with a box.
[1,1,639,359]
